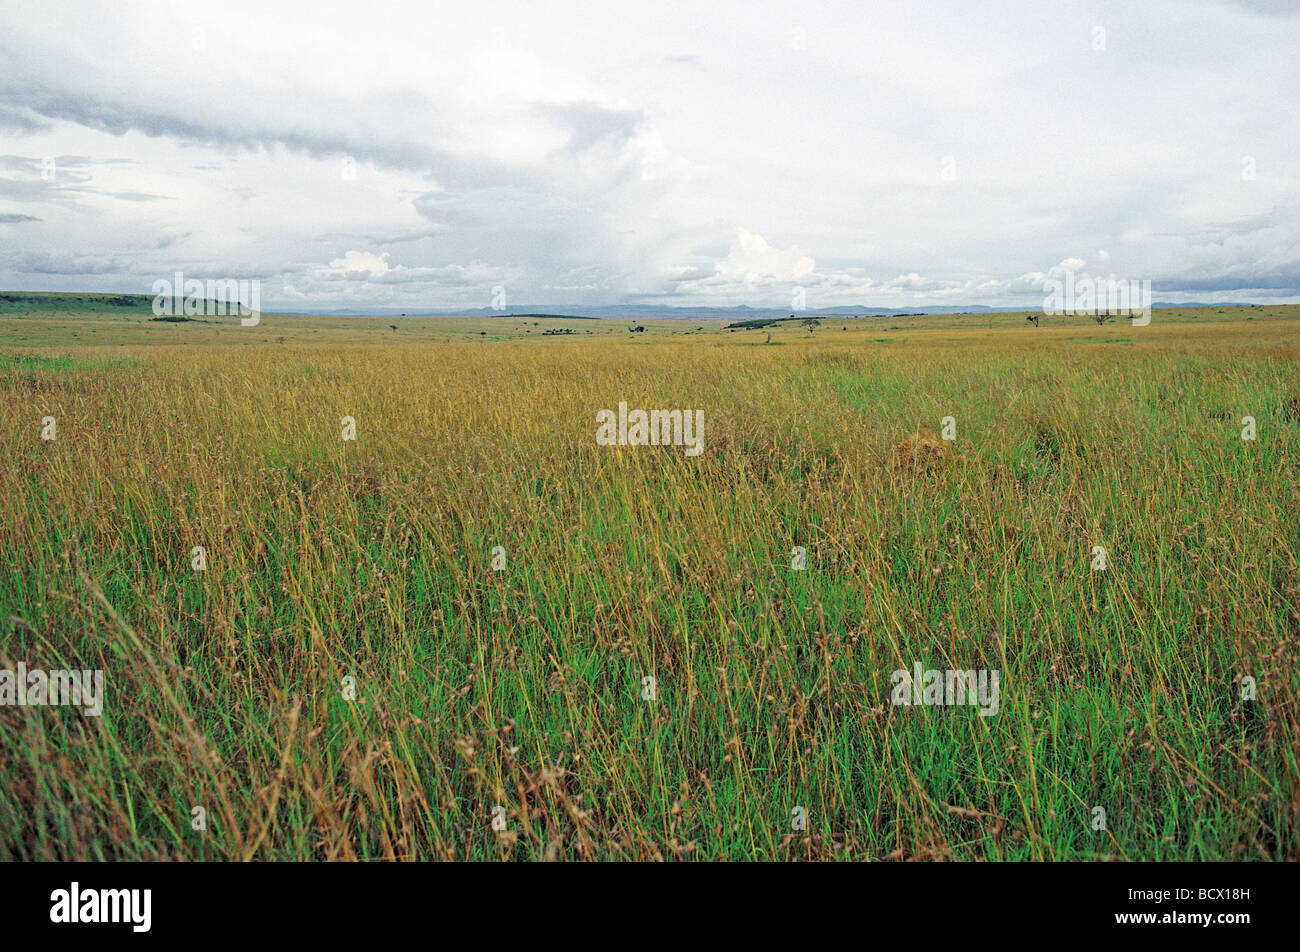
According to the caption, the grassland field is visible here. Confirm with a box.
[1,298,1297,861]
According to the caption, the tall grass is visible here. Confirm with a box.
[1,318,1297,860]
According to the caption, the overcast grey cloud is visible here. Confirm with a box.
[0,0,1296,310]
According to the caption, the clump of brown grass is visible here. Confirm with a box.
[891,424,949,474]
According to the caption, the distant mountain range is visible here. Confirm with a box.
[289,302,1257,319]
[0,291,1265,320]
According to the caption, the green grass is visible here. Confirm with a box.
[0,303,1297,861]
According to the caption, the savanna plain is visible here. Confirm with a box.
[1,295,1297,861]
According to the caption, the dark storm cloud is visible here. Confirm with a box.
[0,104,48,133]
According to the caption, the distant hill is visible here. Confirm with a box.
[0,291,154,313]
[0,291,1270,320]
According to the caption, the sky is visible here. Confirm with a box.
[1,0,1297,312]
